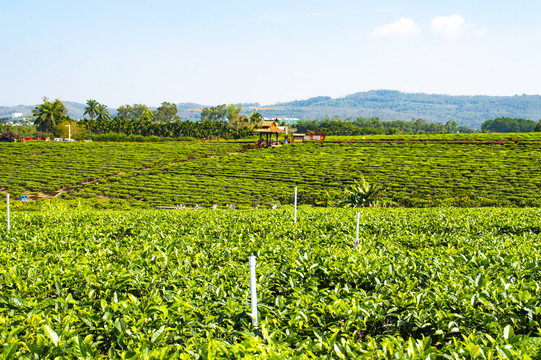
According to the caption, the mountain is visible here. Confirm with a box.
[273,90,541,128]
[177,91,541,127]
[0,101,88,120]
[3,90,541,128]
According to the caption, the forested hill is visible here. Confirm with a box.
[3,90,541,128]
[271,90,541,128]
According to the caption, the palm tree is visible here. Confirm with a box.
[84,99,99,120]
[33,98,67,132]
[95,103,111,121]
[339,175,387,208]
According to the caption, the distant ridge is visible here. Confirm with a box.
[273,90,541,128]
[3,90,541,128]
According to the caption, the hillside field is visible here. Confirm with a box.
[1,133,541,208]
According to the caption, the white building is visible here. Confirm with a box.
[11,113,23,119]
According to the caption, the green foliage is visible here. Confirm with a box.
[54,120,84,139]
[0,124,38,138]
[533,120,541,132]
[0,141,241,197]
[116,104,154,122]
[226,104,242,126]
[95,103,111,121]
[445,119,458,132]
[201,104,228,123]
[250,112,264,126]
[83,99,99,120]
[481,117,537,132]
[88,133,195,142]
[339,176,387,207]
[155,102,180,123]
[32,98,68,132]
[2,134,541,208]
[80,117,254,139]
[1,208,541,357]
[296,117,476,135]
[200,104,248,130]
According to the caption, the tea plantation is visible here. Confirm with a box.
[2,135,541,358]
[1,134,540,208]
[0,141,240,198]
[1,208,541,358]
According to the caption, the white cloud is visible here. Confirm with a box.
[431,15,465,39]
[371,17,420,38]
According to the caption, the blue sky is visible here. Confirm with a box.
[1,0,541,107]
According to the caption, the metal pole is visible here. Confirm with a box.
[249,255,258,328]
[294,187,297,224]
[355,212,360,247]
[65,124,71,141]
[7,193,10,233]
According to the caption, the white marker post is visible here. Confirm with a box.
[65,124,71,141]
[6,193,10,233]
[355,212,360,247]
[294,187,297,224]
[249,255,258,329]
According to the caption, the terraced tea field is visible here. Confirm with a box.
[0,141,240,197]
[1,208,540,358]
[1,134,541,208]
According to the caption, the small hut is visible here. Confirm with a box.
[254,120,285,146]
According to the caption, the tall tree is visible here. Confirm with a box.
[226,104,242,127]
[32,97,67,132]
[117,104,154,122]
[55,120,83,139]
[250,112,264,126]
[84,99,99,120]
[95,104,111,121]
[116,104,134,121]
[201,104,228,122]
[131,104,152,120]
[481,117,537,132]
[156,102,180,123]
[445,120,458,133]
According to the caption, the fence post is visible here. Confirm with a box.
[6,193,9,233]
[294,187,297,224]
[355,211,360,247]
[249,255,258,329]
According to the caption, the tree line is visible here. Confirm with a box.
[295,116,541,135]
[480,117,541,133]
[295,117,475,135]
[28,98,262,140]
[3,97,541,141]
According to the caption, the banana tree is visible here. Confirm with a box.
[339,175,387,207]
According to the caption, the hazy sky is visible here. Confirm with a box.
[1,0,541,107]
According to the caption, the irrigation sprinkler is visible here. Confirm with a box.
[294,187,297,224]
[249,255,258,328]
[355,212,360,247]
[6,193,10,233]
